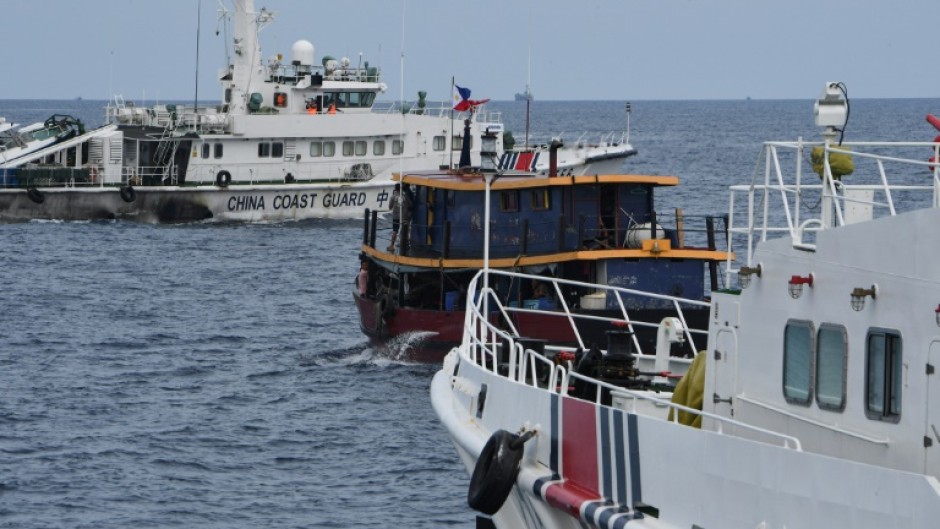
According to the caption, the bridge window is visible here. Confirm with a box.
[433,136,446,151]
[499,190,519,213]
[453,135,472,151]
[531,189,550,210]
[816,324,847,411]
[866,329,902,422]
[783,320,814,405]
[373,140,385,156]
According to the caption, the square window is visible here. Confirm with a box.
[214,143,223,159]
[258,143,270,157]
[866,330,902,421]
[373,140,385,156]
[201,143,210,159]
[324,141,335,157]
[272,142,284,158]
[783,320,814,405]
[433,135,446,151]
[531,189,550,210]
[499,190,519,212]
[816,325,847,410]
[343,141,354,156]
[392,139,404,155]
[310,142,322,157]
[355,141,367,156]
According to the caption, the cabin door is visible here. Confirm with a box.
[925,340,940,473]
[711,327,737,417]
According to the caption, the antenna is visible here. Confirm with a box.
[194,0,202,112]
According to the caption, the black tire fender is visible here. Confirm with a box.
[216,170,232,187]
[26,187,45,204]
[120,186,136,203]
[467,429,533,515]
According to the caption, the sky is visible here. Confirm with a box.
[2,0,939,102]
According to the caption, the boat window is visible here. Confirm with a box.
[355,141,367,156]
[433,136,446,152]
[531,189,550,210]
[373,140,385,156]
[361,92,376,107]
[258,143,271,158]
[499,190,520,213]
[274,92,288,108]
[392,139,404,155]
[452,135,471,151]
[343,141,354,156]
[783,320,814,405]
[272,142,284,158]
[348,92,362,107]
[865,329,902,422]
[214,143,223,159]
[224,88,232,103]
[310,142,322,157]
[323,141,336,157]
[816,324,847,411]
[201,143,210,159]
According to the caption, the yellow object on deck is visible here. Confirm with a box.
[668,351,706,428]
[811,145,854,179]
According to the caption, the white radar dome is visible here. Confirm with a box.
[291,40,315,67]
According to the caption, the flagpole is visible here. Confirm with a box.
[450,77,457,169]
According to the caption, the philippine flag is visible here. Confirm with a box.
[453,84,473,111]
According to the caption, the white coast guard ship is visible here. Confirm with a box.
[0,0,635,223]
[431,83,940,529]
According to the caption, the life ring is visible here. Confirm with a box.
[26,187,45,204]
[216,170,232,187]
[120,185,136,203]
[467,430,531,515]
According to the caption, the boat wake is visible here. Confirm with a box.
[372,331,440,363]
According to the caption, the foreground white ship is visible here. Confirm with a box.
[0,1,635,223]
[431,84,940,528]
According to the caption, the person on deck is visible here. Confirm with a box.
[357,260,369,296]
[388,184,413,252]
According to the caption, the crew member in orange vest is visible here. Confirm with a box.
[328,102,337,115]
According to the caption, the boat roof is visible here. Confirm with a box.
[394,170,679,191]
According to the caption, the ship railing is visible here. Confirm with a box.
[370,101,502,124]
[725,139,940,288]
[184,162,383,185]
[461,268,708,367]
[459,268,803,451]
[520,130,631,150]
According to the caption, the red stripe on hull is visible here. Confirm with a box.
[562,397,599,492]
[544,481,598,518]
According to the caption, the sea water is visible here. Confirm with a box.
[0,97,936,528]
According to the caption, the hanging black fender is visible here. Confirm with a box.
[467,429,535,515]
[120,186,136,203]
[216,170,232,187]
[26,187,45,204]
